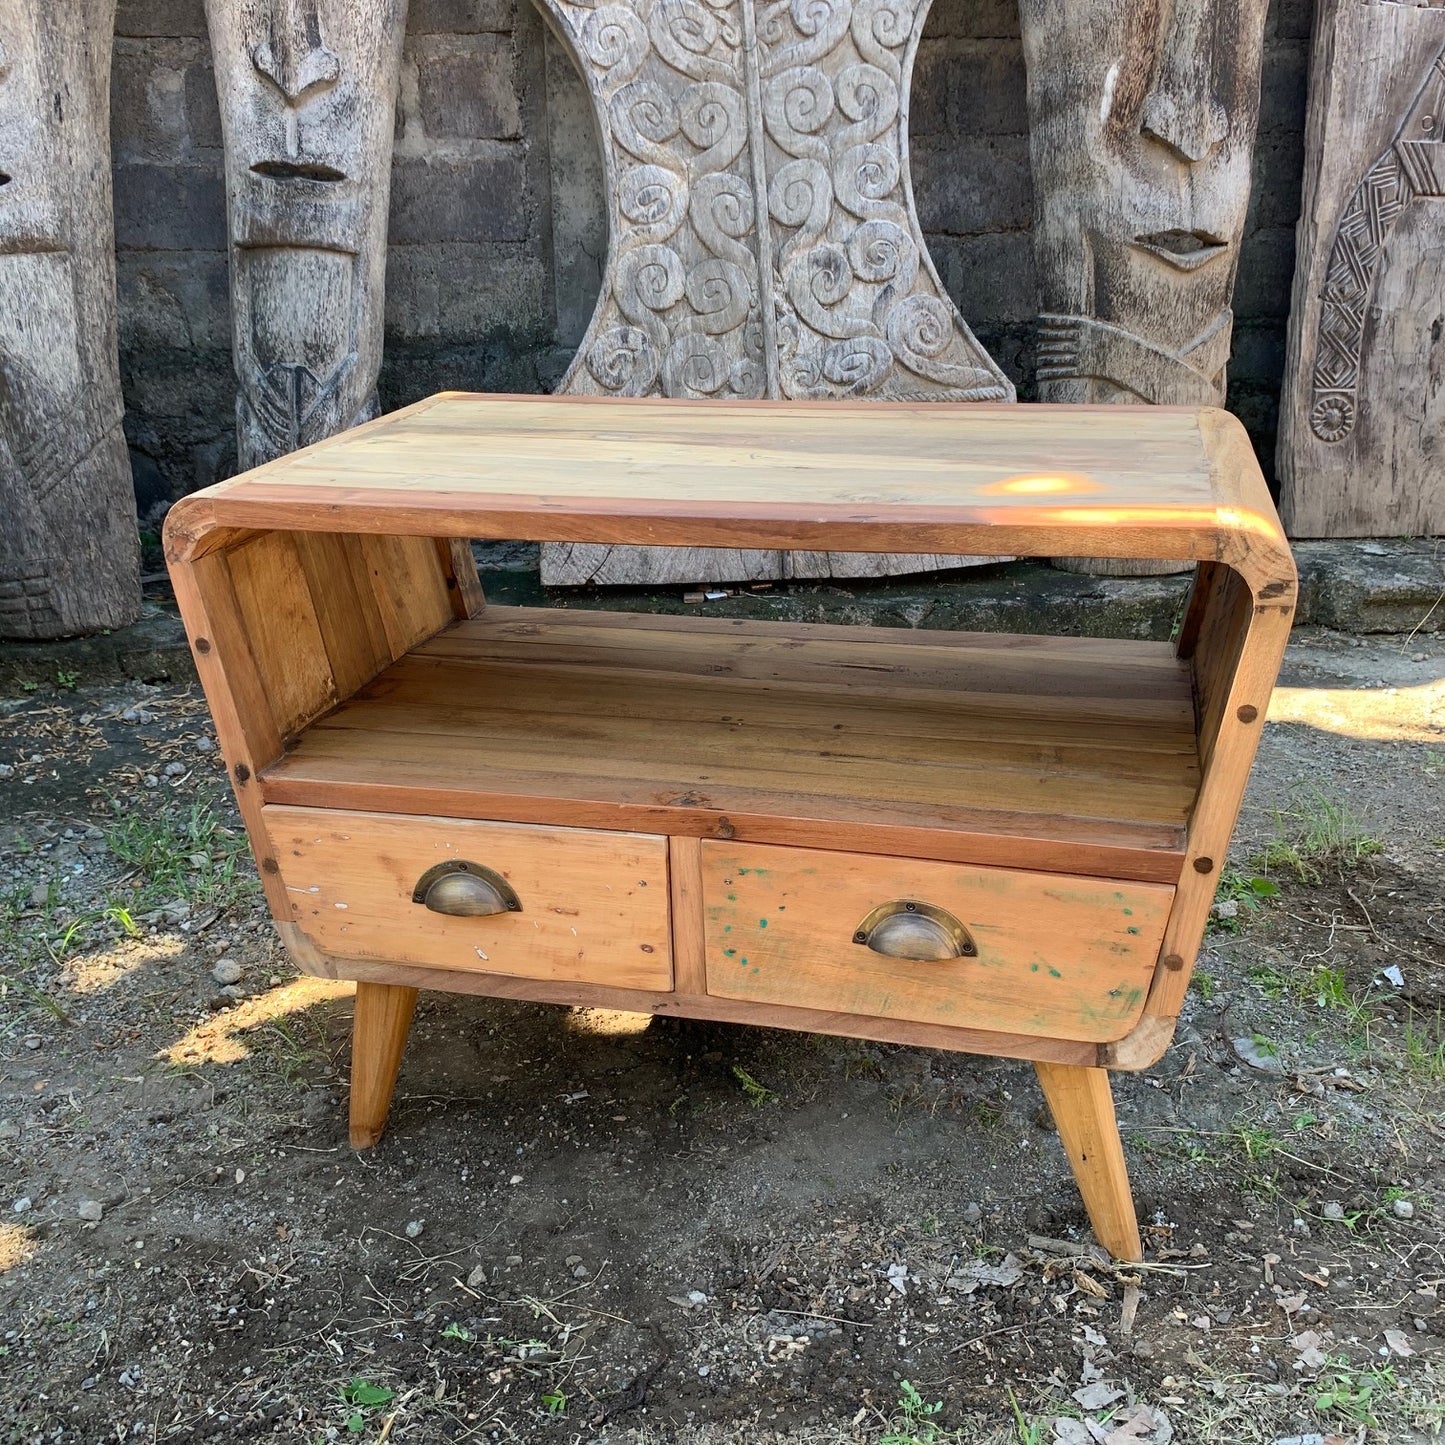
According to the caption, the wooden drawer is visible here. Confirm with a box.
[701,842,1172,1042]
[263,806,672,989]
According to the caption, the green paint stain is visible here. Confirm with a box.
[1029,963,1040,973]
[723,947,736,957]
[1122,908,1133,916]
[723,925,731,933]
[740,957,749,966]
[751,966,760,974]
[759,918,768,928]
[1048,967,1062,978]
[1126,926,1140,935]
[727,893,737,902]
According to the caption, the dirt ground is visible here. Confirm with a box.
[1,625,1442,1445]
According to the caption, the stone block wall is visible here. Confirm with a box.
[111,0,1313,519]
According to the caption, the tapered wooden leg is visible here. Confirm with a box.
[349,982,418,1149]
[1034,1062,1142,1262]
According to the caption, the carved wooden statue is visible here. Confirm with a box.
[537,0,1013,586]
[1020,0,1268,409]
[0,0,141,640]
[1018,0,1268,576]
[1279,2,1445,539]
[205,0,407,471]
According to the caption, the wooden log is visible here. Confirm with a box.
[204,0,408,471]
[1278,3,1445,538]
[1020,0,1269,578]
[0,0,142,640]
[535,0,1013,587]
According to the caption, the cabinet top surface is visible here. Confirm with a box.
[167,393,1293,584]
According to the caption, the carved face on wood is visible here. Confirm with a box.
[205,0,406,468]
[1020,0,1268,404]
[0,0,138,639]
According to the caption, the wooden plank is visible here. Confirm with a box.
[260,766,1186,883]
[277,922,1100,1067]
[292,531,393,699]
[162,396,1293,588]
[701,841,1172,1044]
[263,806,672,992]
[359,534,456,656]
[1279,2,1445,537]
[166,551,290,916]
[1034,1063,1142,1262]
[437,538,487,619]
[227,532,337,739]
[668,837,707,997]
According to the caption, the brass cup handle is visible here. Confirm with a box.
[412,861,522,917]
[853,900,976,961]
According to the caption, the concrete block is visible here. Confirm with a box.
[926,231,1038,330]
[912,135,1032,235]
[117,251,231,352]
[1249,137,1307,230]
[112,161,227,251]
[1294,542,1445,632]
[115,0,206,37]
[920,0,1020,42]
[1227,319,1287,386]
[384,242,550,342]
[1258,38,1309,137]
[388,151,531,243]
[412,34,522,140]
[184,59,223,152]
[409,0,514,35]
[1231,226,1297,319]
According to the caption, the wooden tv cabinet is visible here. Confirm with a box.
[164,393,1296,1262]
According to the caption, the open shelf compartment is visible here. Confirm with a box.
[259,606,1201,885]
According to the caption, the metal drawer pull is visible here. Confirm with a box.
[412,861,522,917]
[853,900,976,961]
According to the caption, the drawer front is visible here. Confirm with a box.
[264,806,671,989]
[701,842,1172,1042]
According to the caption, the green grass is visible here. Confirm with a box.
[1210,869,1280,933]
[102,799,257,915]
[1402,1007,1445,1081]
[732,1065,777,1107]
[1254,789,1384,884]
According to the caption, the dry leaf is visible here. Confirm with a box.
[1383,1328,1416,1358]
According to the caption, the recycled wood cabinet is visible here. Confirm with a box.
[164,393,1296,1262]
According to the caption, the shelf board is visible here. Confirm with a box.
[260,607,1200,883]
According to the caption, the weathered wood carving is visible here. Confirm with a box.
[205,0,407,471]
[1019,0,1269,575]
[1280,1,1445,538]
[537,0,1013,586]
[0,0,141,640]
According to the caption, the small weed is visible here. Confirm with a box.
[339,1378,394,1435]
[1402,1006,1445,1080]
[54,669,79,691]
[540,1390,567,1416]
[440,1322,472,1342]
[1192,969,1216,1001]
[1233,1123,1282,1162]
[1255,790,1384,884]
[103,799,256,915]
[1313,1356,1395,1428]
[732,1065,777,1107]
[1211,870,1280,933]
[881,1381,946,1444]
[1007,1386,1047,1444]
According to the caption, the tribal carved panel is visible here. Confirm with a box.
[1279,0,1445,538]
[541,0,1011,405]
[1307,42,1445,444]
[1020,0,1269,409]
[206,0,407,471]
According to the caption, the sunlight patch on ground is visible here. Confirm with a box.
[566,1007,654,1037]
[162,974,353,1066]
[1268,676,1444,744]
[0,1222,38,1276]
[62,935,186,997]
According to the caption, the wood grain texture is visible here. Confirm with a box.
[1034,1063,1142,1261]
[349,980,417,1149]
[669,837,708,997]
[276,922,1100,1067]
[259,606,1199,882]
[264,806,673,990]
[1278,1,1445,537]
[0,0,141,640]
[163,394,1292,588]
[701,841,1172,1043]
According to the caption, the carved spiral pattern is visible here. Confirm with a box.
[550,0,1007,402]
